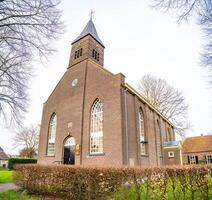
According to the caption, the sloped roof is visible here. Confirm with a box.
[163,141,181,147]
[0,151,8,160]
[182,135,212,154]
[72,19,104,47]
[125,83,174,128]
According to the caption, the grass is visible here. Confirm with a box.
[0,167,8,171]
[0,169,13,183]
[107,179,212,200]
[0,190,64,200]
[0,190,41,200]
[108,187,212,200]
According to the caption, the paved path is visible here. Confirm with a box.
[0,183,19,192]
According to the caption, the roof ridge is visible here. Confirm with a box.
[124,83,175,128]
[185,135,212,139]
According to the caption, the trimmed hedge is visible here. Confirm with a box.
[13,164,212,200]
[8,157,37,170]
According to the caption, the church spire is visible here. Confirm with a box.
[72,15,104,48]
[69,15,105,68]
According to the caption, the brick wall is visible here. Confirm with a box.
[182,151,212,164]
[38,56,175,166]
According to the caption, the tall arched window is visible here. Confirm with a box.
[157,119,163,157]
[47,113,57,156]
[167,128,172,141]
[139,109,146,155]
[90,99,103,154]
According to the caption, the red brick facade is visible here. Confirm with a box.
[38,19,175,166]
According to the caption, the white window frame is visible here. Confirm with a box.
[47,113,57,156]
[206,155,212,164]
[168,151,174,158]
[90,99,103,154]
[189,155,196,164]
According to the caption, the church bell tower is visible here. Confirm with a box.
[68,15,105,68]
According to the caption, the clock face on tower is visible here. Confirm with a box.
[71,78,78,87]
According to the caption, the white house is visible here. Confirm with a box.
[0,147,8,167]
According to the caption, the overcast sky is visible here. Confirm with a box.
[1,0,212,155]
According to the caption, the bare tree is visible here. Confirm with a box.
[19,147,36,158]
[0,0,63,127]
[151,0,203,21]
[138,74,189,135]
[151,0,212,81]
[13,125,40,157]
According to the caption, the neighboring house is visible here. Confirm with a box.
[38,17,176,166]
[182,135,212,164]
[0,147,8,167]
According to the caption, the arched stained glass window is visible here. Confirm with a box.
[139,109,146,155]
[90,99,103,154]
[47,113,57,156]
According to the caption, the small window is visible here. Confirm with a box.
[92,49,100,62]
[74,48,83,59]
[188,155,198,164]
[168,151,174,158]
[206,155,212,164]
[97,53,100,61]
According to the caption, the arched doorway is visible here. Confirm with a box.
[63,137,76,165]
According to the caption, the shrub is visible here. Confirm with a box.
[8,157,37,170]
[13,164,212,200]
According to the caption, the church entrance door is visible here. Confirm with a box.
[63,137,76,165]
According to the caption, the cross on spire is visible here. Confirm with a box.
[89,9,95,20]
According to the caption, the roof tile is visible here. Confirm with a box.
[182,135,212,153]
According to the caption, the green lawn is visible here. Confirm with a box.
[0,170,13,183]
[0,190,40,200]
[107,179,212,200]
[0,167,8,171]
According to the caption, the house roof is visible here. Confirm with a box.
[0,151,8,160]
[72,18,105,47]
[182,135,212,154]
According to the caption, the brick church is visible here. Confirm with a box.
[38,17,175,166]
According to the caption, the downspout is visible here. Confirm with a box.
[180,148,183,165]
[124,88,129,165]
[179,143,183,165]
